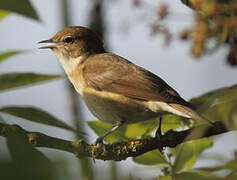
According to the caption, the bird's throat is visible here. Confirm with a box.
[56,53,86,75]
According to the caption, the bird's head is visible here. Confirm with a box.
[39,26,105,60]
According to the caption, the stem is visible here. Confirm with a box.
[60,0,94,179]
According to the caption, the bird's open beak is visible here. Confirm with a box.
[38,39,56,49]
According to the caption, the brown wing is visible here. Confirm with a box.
[83,53,192,107]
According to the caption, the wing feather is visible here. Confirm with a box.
[83,53,192,108]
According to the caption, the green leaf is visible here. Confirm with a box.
[194,84,237,123]
[161,115,183,133]
[196,156,237,172]
[0,0,39,20]
[88,121,130,143]
[158,176,172,180]
[133,150,169,166]
[190,84,237,109]
[225,170,237,180]
[0,50,22,63]
[194,155,237,180]
[172,138,213,173]
[171,171,217,180]
[0,106,76,132]
[157,171,217,180]
[125,118,158,138]
[0,161,18,180]
[7,130,52,180]
[0,73,62,92]
[0,10,10,20]
[125,115,182,138]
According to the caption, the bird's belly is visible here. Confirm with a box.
[82,89,159,124]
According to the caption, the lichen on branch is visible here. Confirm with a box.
[0,121,229,161]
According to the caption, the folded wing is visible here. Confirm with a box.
[83,53,192,107]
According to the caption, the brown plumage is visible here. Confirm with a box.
[83,53,191,106]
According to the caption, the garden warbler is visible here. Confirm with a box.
[39,26,212,144]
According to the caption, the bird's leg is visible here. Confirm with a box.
[155,117,164,152]
[94,121,123,145]
[155,117,162,140]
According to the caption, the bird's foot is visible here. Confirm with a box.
[94,136,105,146]
[155,127,162,141]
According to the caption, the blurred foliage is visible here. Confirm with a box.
[191,84,237,127]
[0,50,23,63]
[172,138,213,173]
[6,131,53,180]
[135,0,237,66]
[0,0,39,20]
[181,0,237,65]
[0,106,75,132]
[197,152,237,172]
[0,73,62,92]
[158,152,237,180]
[0,10,10,20]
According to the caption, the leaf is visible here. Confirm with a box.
[171,171,217,180]
[125,118,158,138]
[0,106,75,132]
[88,121,130,143]
[172,138,213,173]
[194,84,237,124]
[0,73,62,92]
[161,115,183,133]
[0,161,18,180]
[196,156,237,172]
[0,0,39,20]
[0,10,10,20]
[194,155,237,180]
[125,115,182,138]
[157,171,217,180]
[7,130,52,180]
[190,84,237,109]
[133,150,169,166]
[158,176,172,180]
[0,50,22,63]
[225,170,237,180]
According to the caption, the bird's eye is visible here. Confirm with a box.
[64,37,74,43]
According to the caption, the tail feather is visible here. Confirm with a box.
[169,103,213,126]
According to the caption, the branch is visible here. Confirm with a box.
[0,121,229,161]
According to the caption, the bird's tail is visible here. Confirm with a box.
[169,103,213,126]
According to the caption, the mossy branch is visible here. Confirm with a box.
[0,121,229,161]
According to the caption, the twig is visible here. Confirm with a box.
[0,121,228,161]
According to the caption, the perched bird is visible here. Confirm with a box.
[39,26,211,144]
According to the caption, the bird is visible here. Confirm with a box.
[39,26,212,144]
